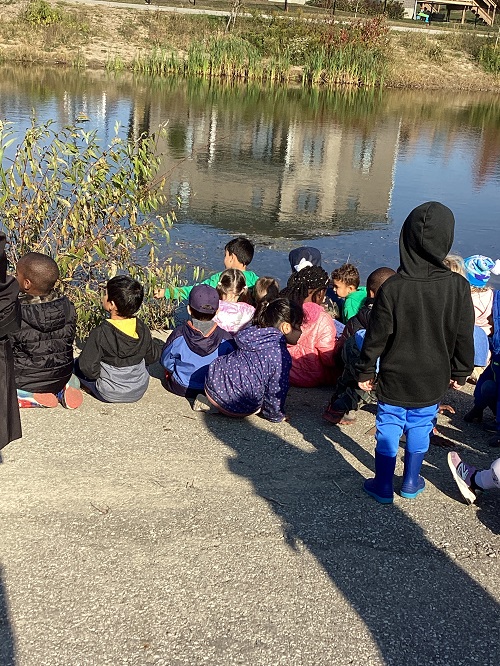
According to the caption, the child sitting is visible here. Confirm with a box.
[288,247,322,274]
[445,254,490,383]
[213,269,255,334]
[155,237,259,301]
[10,252,82,409]
[280,266,341,388]
[161,284,234,400]
[464,289,500,447]
[0,232,22,449]
[463,255,500,337]
[323,267,396,425]
[203,298,303,422]
[331,263,367,323]
[76,275,161,403]
[252,276,280,305]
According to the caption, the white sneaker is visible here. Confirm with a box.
[447,452,477,505]
[192,395,218,413]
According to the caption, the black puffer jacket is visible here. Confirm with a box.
[9,292,76,393]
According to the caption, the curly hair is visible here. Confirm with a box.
[331,263,360,289]
[280,266,329,306]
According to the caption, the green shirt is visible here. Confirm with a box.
[343,286,367,323]
[169,270,260,301]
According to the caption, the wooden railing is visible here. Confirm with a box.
[420,0,497,25]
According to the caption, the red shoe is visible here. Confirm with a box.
[58,386,83,409]
[33,393,59,408]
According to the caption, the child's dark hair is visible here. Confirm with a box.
[366,267,396,296]
[106,275,144,318]
[280,266,329,306]
[17,252,59,295]
[331,263,360,289]
[216,269,247,300]
[189,307,215,322]
[254,297,303,331]
[253,277,280,305]
[225,237,254,267]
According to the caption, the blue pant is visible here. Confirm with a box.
[474,365,498,415]
[375,402,439,457]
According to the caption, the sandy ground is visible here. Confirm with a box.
[0,366,499,665]
[0,0,499,90]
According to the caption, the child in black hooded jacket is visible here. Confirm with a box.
[356,202,474,504]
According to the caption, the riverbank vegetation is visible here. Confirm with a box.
[0,0,499,88]
[0,119,183,335]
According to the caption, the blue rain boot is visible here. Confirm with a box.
[363,452,397,504]
[400,450,426,499]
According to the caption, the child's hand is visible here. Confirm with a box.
[358,379,374,392]
[154,287,165,299]
[439,404,455,415]
[449,380,463,390]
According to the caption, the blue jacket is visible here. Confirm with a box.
[205,325,292,422]
[161,321,234,392]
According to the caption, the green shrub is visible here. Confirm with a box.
[22,0,62,26]
[0,119,184,335]
[479,44,500,73]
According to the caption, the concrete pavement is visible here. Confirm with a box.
[0,367,499,665]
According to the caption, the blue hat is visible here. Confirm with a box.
[289,247,322,273]
[463,255,500,287]
[188,284,219,314]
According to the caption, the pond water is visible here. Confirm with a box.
[1,65,500,286]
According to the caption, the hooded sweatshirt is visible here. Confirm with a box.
[78,317,161,403]
[288,301,340,387]
[160,320,234,394]
[205,325,292,422]
[10,291,76,394]
[356,201,474,408]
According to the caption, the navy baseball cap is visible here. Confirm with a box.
[188,284,219,314]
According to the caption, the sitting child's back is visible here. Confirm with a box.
[463,255,500,336]
[280,266,340,388]
[161,284,234,398]
[205,298,303,422]
[212,269,255,333]
[77,275,160,403]
[10,252,75,395]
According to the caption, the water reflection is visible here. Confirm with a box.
[1,67,500,277]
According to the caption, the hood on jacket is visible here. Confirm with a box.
[181,320,230,357]
[398,202,454,280]
[236,325,285,352]
[101,318,152,359]
[19,292,71,334]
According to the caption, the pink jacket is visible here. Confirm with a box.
[288,302,340,387]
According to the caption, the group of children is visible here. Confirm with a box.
[1,203,499,508]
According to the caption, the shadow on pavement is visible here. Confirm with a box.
[0,564,15,666]
[203,398,500,665]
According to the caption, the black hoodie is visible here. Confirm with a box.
[356,202,474,408]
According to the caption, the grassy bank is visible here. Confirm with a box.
[0,0,499,89]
